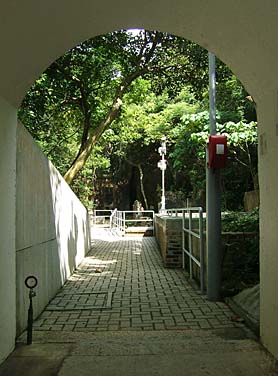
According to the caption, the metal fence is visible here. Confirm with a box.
[165,207,205,294]
[164,208,186,217]
[92,209,113,226]
[110,209,155,236]
[110,209,125,234]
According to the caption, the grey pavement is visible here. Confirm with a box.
[1,229,278,375]
[33,229,245,332]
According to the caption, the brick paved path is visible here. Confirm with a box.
[34,230,242,333]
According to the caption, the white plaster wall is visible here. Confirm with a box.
[16,123,91,335]
[0,98,17,363]
[258,93,278,356]
[0,0,277,108]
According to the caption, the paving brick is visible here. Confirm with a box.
[50,325,64,330]
[108,325,119,330]
[44,318,57,325]
[142,325,154,330]
[40,311,53,318]
[69,313,80,319]
[36,326,52,331]
[141,314,152,321]
[33,230,242,334]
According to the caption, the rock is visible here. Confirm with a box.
[233,284,260,322]
[227,284,260,335]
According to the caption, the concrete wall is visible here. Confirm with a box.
[155,215,259,292]
[16,123,91,335]
[0,98,17,363]
[244,191,260,212]
[155,215,183,268]
[258,94,278,359]
[1,0,278,362]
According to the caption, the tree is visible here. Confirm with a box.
[100,84,257,210]
[19,29,256,209]
[20,29,243,185]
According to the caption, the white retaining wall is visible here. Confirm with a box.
[16,122,91,335]
[0,98,17,363]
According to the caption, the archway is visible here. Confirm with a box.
[0,0,278,362]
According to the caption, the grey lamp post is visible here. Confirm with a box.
[206,52,222,301]
[158,136,167,213]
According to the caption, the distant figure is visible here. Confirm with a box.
[133,200,144,218]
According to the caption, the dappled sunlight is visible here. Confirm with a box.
[62,234,152,289]
[35,233,243,343]
[85,258,118,266]
[91,235,122,243]
[132,246,143,256]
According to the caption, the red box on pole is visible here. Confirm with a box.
[208,135,228,169]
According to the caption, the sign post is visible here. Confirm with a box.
[25,275,38,345]
[158,136,167,213]
[206,52,222,301]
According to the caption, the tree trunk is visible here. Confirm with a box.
[64,70,146,185]
[127,160,149,210]
[138,164,149,210]
[63,96,122,184]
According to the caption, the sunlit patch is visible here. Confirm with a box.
[96,271,113,276]
[127,28,143,36]
[85,258,117,265]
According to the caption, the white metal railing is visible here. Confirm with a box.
[182,207,205,294]
[164,208,185,217]
[164,207,205,294]
[92,209,113,226]
[110,209,125,235]
[109,208,118,229]
[110,210,155,236]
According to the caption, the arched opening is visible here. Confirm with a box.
[16,26,259,346]
[18,29,257,209]
[0,0,278,364]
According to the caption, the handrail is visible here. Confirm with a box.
[165,207,203,217]
[92,209,113,226]
[110,208,117,229]
[110,210,154,236]
[162,207,205,294]
[165,208,185,216]
[181,207,205,294]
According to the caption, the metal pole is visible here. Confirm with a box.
[199,208,205,295]
[209,52,216,135]
[189,211,193,279]
[27,290,33,345]
[161,153,165,211]
[25,275,38,345]
[123,211,126,237]
[182,210,185,269]
[206,52,222,301]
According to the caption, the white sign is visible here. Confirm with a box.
[216,144,225,155]
[157,160,167,170]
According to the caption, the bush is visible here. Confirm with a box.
[221,208,259,232]
[221,208,259,296]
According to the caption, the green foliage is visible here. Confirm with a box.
[221,208,259,294]
[19,29,257,209]
[165,110,258,207]
[222,208,259,233]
